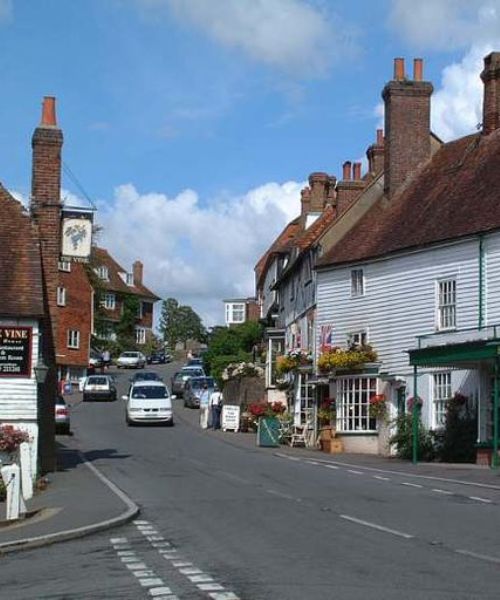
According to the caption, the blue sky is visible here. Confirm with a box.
[0,0,498,325]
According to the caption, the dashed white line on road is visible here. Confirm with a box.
[469,496,492,503]
[172,561,192,567]
[198,583,225,591]
[306,461,321,465]
[401,482,423,488]
[266,488,295,500]
[133,520,150,525]
[189,574,215,583]
[455,549,500,564]
[432,488,453,495]
[110,537,128,544]
[209,592,240,600]
[179,567,203,575]
[373,475,390,481]
[126,563,148,570]
[139,578,164,587]
[347,470,363,475]
[340,514,414,539]
[323,464,339,470]
[149,586,173,596]
[117,550,136,556]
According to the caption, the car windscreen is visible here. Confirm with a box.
[122,352,138,358]
[132,386,169,399]
[134,373,159,380]
[87,377,108,385]
[191,378,215,390]
[181,369,204,377]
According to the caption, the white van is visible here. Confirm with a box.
[123,381,173,426]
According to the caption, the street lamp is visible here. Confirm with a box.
[34,357,49,384]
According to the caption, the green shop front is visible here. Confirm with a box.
[408,326,500,467]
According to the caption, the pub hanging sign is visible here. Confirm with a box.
[60,208,94,263]
[0,326,32,378]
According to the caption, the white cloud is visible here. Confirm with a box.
[97,180,303,326]
[137,0,355,77]
[388,0,500,51]
[0,0,12,23]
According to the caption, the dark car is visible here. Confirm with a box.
[186,357,203,368]
[171,366,205,398]
[83,375,117,402]
[147,351,166,365]
[183,376,217,408]
[129,371,162,384]
[55,396,70,434]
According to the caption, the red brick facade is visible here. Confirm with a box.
[382,58,433,199]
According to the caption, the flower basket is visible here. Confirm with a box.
[276,350,313,375]
[368,394,387,421]
[0,424,30,459]
[318,345,378,373]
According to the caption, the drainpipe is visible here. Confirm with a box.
[478,235,485,330]
[412,365,418,465]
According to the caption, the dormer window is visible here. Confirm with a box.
[95,266,109,281]
[126,273,134,286]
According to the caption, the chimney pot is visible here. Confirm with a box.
[376,128,384,146]
[342,161,352,181]
[353,162,362,180]
[394,58,405,81]
[41,96,57,127]
[413,58,423,81]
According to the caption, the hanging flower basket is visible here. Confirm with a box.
[318,345,378,373]
[368,394,387,420]
[0,424,30,464]
[276,350,313,375]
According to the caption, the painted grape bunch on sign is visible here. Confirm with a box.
[65,223,88,250]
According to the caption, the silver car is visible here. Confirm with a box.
[116,351,146,369]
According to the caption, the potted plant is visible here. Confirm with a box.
[368,394,388,422]
[0,424,30,465]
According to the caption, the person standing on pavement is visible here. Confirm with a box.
[209,389,223,430]
[199,382,211,429]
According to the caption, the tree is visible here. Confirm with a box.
[115,295,140,349]
[159,297,206,349]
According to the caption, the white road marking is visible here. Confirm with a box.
[209,592,240,600]
[117,550,136,556]
[432,488,453,495]
[147,535,165,542]
[113,544,131,550]
[340,514,414,539]
[152,542,172,548]
[469,496,492,504]
[266,488,294,500]
[198,583,225,591]
[324,464,339,470]
[189,574,214,583]
[162,551,180,559]
[126,563,148,570]
[133,520,150,525]
[373,475,390,481]
[455,549,500,564]
[110,537,128,544]
[401,482,423,488]
[306,461,320,465]
[347,470,363,475]
[121,556,140,563]
[139,578,164,587]
[179,567,203,575]
[172,561,193,567]
[149,587,173,596]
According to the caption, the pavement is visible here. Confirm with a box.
[1,413,500,555]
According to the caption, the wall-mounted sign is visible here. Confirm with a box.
[0,327,32,378]
[61,208,94,262]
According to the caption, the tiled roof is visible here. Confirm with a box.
[0,186,44,317]
[255,217,301,286]
[93,247,160,301]
[295,205,336,250]
[317,130,500,268]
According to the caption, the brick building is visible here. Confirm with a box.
[223,297,260,327]
[92,248,159,348]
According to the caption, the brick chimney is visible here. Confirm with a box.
[336,160,366,216]
[481,52,500,135]
[30,96,63,473]
[308,172,332,212]
[382,58,433,199]
[366,129,385,175]
[133,260,143,286]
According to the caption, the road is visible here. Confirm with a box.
[2,361,500,599]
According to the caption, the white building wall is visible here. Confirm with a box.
[316,238,481,377]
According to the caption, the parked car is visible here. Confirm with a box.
[147,351,166,365]
[171,366,205,397]
[55,396,70,434]
[83,375,117,402]
[116,351,146,369]
[183,376,217,408]
[129,371,162,384]
[186,357,204,368]
[123,381,173,426]
[88,350,104,369]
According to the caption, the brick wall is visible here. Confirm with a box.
[382,58,433,199]
[57,263,93,368]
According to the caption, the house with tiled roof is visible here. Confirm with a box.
[0,97,65,476]
[92,247,160,348]
[315,53,500,463]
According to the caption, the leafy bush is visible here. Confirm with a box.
[0,478,5,501]
[435,393,477,463]
[207,352,252,385]
[389,414,435,462]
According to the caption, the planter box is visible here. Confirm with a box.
[320,438,344,454]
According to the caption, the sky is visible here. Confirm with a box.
[0,0,499,327]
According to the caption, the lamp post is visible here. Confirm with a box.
[412,365,418,465]
[34,357,49,384]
